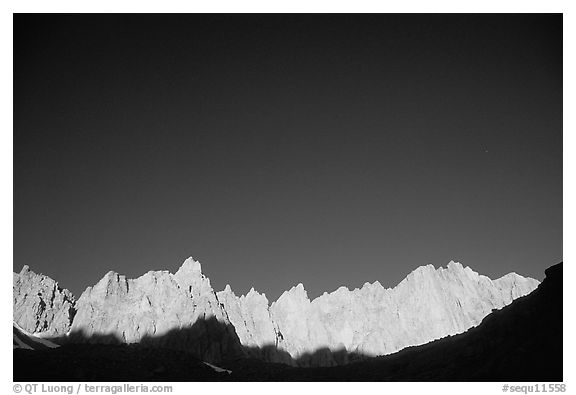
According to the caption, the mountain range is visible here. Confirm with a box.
[13,257,539,367]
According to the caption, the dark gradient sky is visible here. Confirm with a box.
[14,14,562,301]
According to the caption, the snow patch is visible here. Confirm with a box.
[203,362,232,374]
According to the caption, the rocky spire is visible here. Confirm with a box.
[13,266,76,337]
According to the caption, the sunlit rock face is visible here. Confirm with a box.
[216,286,277,348]
[68,258,244,363]
[215,285,293,364]
[221,261,540,366]
[13,266,75,337]
[13,258,540,367]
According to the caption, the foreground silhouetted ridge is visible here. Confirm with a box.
[13,262,562,381]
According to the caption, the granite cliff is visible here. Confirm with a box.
[218,260,539,365]
[13,265,75,337]
[13,257,539,366]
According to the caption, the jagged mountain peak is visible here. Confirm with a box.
[13,266,75,337]
[277,282,309,302]
[404,261,490,283]
[245,286,267,300]
[98,270,124,282]
[176,256,203,274]
[402,263,439,279]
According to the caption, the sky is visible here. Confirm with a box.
[14,14,562,301]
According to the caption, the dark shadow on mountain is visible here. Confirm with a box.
[14,263,563,382]
[13,316,370,381]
